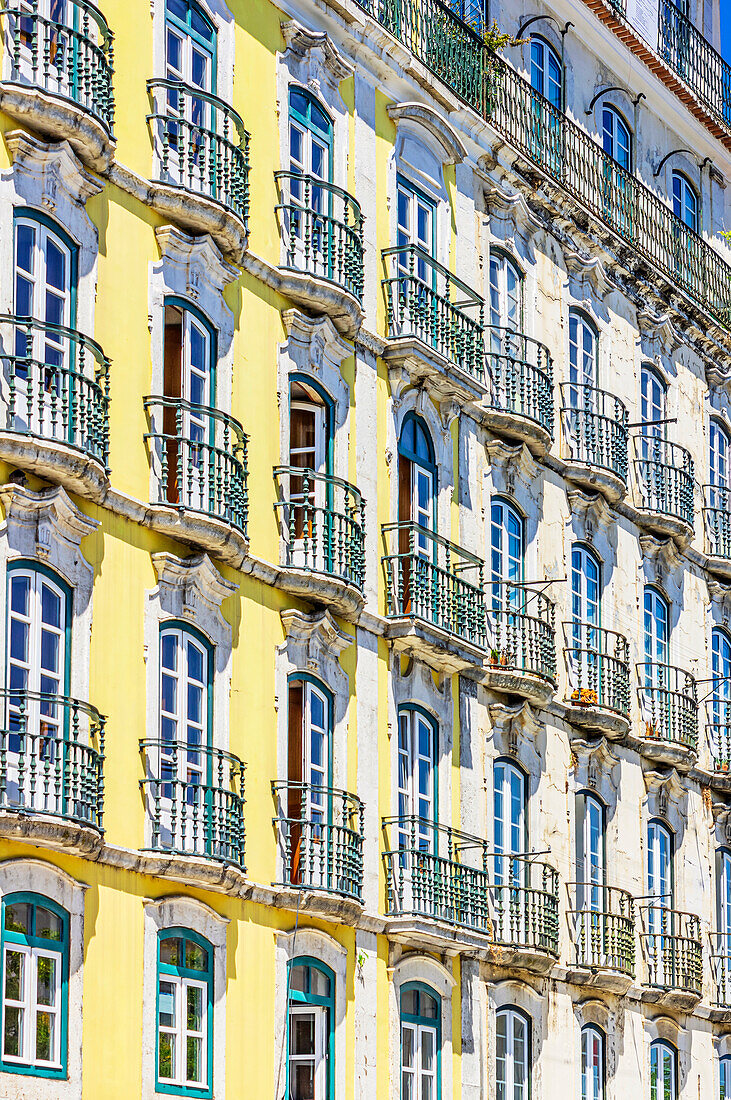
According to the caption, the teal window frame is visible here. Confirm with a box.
[395,173,437,259]
[289,373,334,478]
[495,1004,532,1099]
[287,671,334,790]
[397,701,439,822]
[155,926,213,1096]
[6,560,72,701]
[0,892,69,1079]
[13,208,79,330]
[163,296,218,454]
[286,956,335,1100]
[165,0,217,88]
[288,85,334,172]
[398,412,437,533]
[400,981,441,1100]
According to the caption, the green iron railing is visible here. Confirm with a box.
[272,781,364,902]
[564,622,631,716]
[637,662,698,752]
[0,0,114,133]
[0,689,105,831]
[139,737,245,868]
[382,521,487,647]
[568,883,635,976]
[491,856,560,957]
[382,245,484,379]
[704,483,731,559]
[144,395,248,534]
[711,934,731,1007]
[560,384,629,485]
[0,314,110,467]
[273,466,365,590]
[147,79,250,227]
[641,906,702,995]
[488,584,557,685]
[658,0,731,129]
[634,434,694,529]
[484,327,554,438]
[708,720,731,772]
[382,815,491,934]
[274,171,364,303]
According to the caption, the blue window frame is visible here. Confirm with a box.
[287,956,334,1100]
[397,703,437,854]
[156,927,213,1095]
[530,36,562,108]
[1,892,68,1078]
[602,106,631,170]
[581,1023,604,1100]
[493,758,527,888]
[166,0,216,89]
[399,413,436,536]
[491,497,524,606]
[650,1039,677,1099]
[672,171,698,232]
[400,982,441,1100]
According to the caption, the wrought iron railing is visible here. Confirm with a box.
[382,245,484,380]
[658,0,731,129]
[704,483,731,559]
[567,883,635,975]
[139,738,245,868]
[641,906,702,995]
[0,315,110,467]
[484,327,554,438]
[637,662,698,751]
[633,434,694,528]
[147,79,250,227]
[382,815,491,933]
[274,172,364,303]
[491,856,560,956]
[564,622,631,716]
[382,522,487,647]
[0,689,105,831]
[0,0,114,132]
[144,395,248,534]
[560,384,629,485]
[273,466,365,590]
[711,934,731,1007]
[488,584,557,684]
[272,781,364,902]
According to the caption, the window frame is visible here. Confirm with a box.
[289,372,335,479]
[671,170,699,233]
[575,789,606,902]
[13,207,79,330]
[647,817,674,908]
[529,35,562,109]
[710,419,730,490]
[155,926,213,1097]
[158,620,214,804]
[580,1023,605,1100]
[650,1038,677,1100]
[397,703,438,849]
[495,1004,531,1099]
[398,412,437,534]
[400,980,442,1100]
[601,105,632,171]
[163,296,218,406]
[488,249,523,334]
[568,309,599,394]
[5,560,72,701]
[643,585,669,668]
[165,0,217,91]
[286,955,335,1100]
[721,1052,731,1099]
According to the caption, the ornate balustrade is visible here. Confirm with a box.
[711,933,731,1007]
[704,484,731,563]
[567,883,635,976]
[488,586,557,685]
[641,906,702,996]
[637,662,698,754]
[272,781,364,902]
[560,384,629,492]
[633,434,694,532]
[490,856,560,957]
[564,622,631,717]
[658,0,731,129]
[483,326,554,443]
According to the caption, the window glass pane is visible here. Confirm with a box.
[289,964,307,993]
[290,89,309,119]
[292,1062,315,1100]
[35,1010,53,1062]
[187,984,203,1031]
[35,907,62,942]
[310,967,330,998]
[162,632,178,672]
[188,641,203,684]
[187,1034,202,1083]
[3,1005,21,1058]
[401,989,418,1015]
[402,1023,415,1067]
[35,955,56,1007]
[159,979,176,1028]
[4,902,30,935]
[290,1012,315,1055]
[4,949,23,1002]
[160,937,182,967]
[421,991,438,1019]
[10,575,29,616]
[421,1028,434,1070]
[159,1031,175,1080]
[185,940,208,972]
[16,224,34,275]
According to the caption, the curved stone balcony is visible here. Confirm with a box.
[482,587,557,706]
[146,79,250,259]
[139,737,245,870]
[567,883,635,994]
[273,466,365,618]
[489,857,559,975]
[633,434,694,542]
[144,396,248,565]
[560,385,629,502]
[481,327,554,455]
[0,688,105,847]
[640,906,702,1009]
[382,521,487,673]
[636,662,698,767]
[562,622,631,737]
[703,484,731,579]
[382,245,486,406]
[0,0,115,170]
[274,172,364,338]
[271,781,363,914]
[0,314,110,499]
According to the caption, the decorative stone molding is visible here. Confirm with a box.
[486,438,538,496]
[567,488,615,544]
[281,19,354,88]
[5,130,103,208]
[639,533,685,592]
[0,85,115,173]
[711,800,731,846]
[151,552,237,631]
[387,102,467,165]
[572,996,611,1032]
[571,736,621,793]
[483,178,542,257]
[280,607,353,674]
[155,224,238,304]
[643,766,688,830]
[708,578,731,624]
[637,307,682,357]
[0,484,98,578]
[564,246,616,302]
[488,701,542,768]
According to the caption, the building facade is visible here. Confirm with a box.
[0,0,728,1096]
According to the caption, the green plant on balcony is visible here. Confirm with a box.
[645,719,661,739]
[571,687,598,707]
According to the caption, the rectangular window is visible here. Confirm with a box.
[157,932,212,1095]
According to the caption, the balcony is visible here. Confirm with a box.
[633,435,694,541]
[641,906,702,1008]
[144,396,248,565]
[0,315,110,499]
[482,328,554,455]
[382,816,492,947]
[0,690,105,847]
[273,467,365,617]
[146,79,250,259]
[563,623,631,737]
[483,587,557,707]
[382,246,486,405]
[658,0,731,131]
[560,385,629,502]
[274,172,364,338]
[139,738,245,873]
[636,663,698,766]
[703,484,731,579]
[272,781,364,912]
[710,935,731,1016]
[489,857,559,974]
[0,0,115,170]
[567,884,635,993]
[709,721,731,777]
[382,522,487,672]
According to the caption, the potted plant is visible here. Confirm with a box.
[571,688,598,707]
[645,719,661,739]
[490,648,500,667]
[500,647,512,667]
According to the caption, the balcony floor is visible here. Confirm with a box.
[385,616,486,675]
[563,460,626,504]
[480,408,551,457]
[0,82,115,171]
[482,665,555,708]
[563,701,630,739]
[384,336,487,408]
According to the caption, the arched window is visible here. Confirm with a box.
[711,420,730,491]
[576,791,606,900]
[286,674,333,889]
[568,310,598,398]
[286,87,333,275]
[647,819,674,909]
[650,1039,677,1100]
[569,544,601,698]
[712,629,731,762]
[156,927,212,1092]
[529,36,561,108]
[496,1006,530,1099]
[717,849,731,963]
[285,376,334,570]
[1,892,68,1075]
[398,414,436,535]
[672,171,698,232]
[493,758,526,889]
[602,106,631,170]
[489,251,522,334]
[641,366,667,437]
[397,705,437,853]
[491,498,523,614]
[721,1053,731,1099]
[289,86,332,183]
[287,957,334,1100]
[643,586,669,668]
[400,983,440,1100]
[581,1024,604,1100]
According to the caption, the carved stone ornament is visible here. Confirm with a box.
[281,20,354,88]
[5,130,103,208]
[387,102,467,165]
[281,309,352,378]
[571,736,620,793]
[0,483,98,568]
[152,552,237,626]
[482,178,542,255]
[280,608,352,674]
[567,488,615,544]
[708,578,731,624]
[155,225,238,301]
[711,800,731,846]
[564,246,615,302]
[643,767,688,826]
[637,308,682,358]
[489,701,541,763]
[486,438,537,496]
[639,533,684,592]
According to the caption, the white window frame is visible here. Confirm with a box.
[397,708,435,852]
[650,1039,676,1100]
[602,106,631,169]
[401,1018,438,1100]
[2,940,62,1070]
[288,1002,327,1100]
[157,969,208,1089]
[581,1025,604,1100]
[495,1007,529,1100]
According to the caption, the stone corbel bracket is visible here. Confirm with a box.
[567,487,615,544]
[152,552,238,630]
[486,437,538,497]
